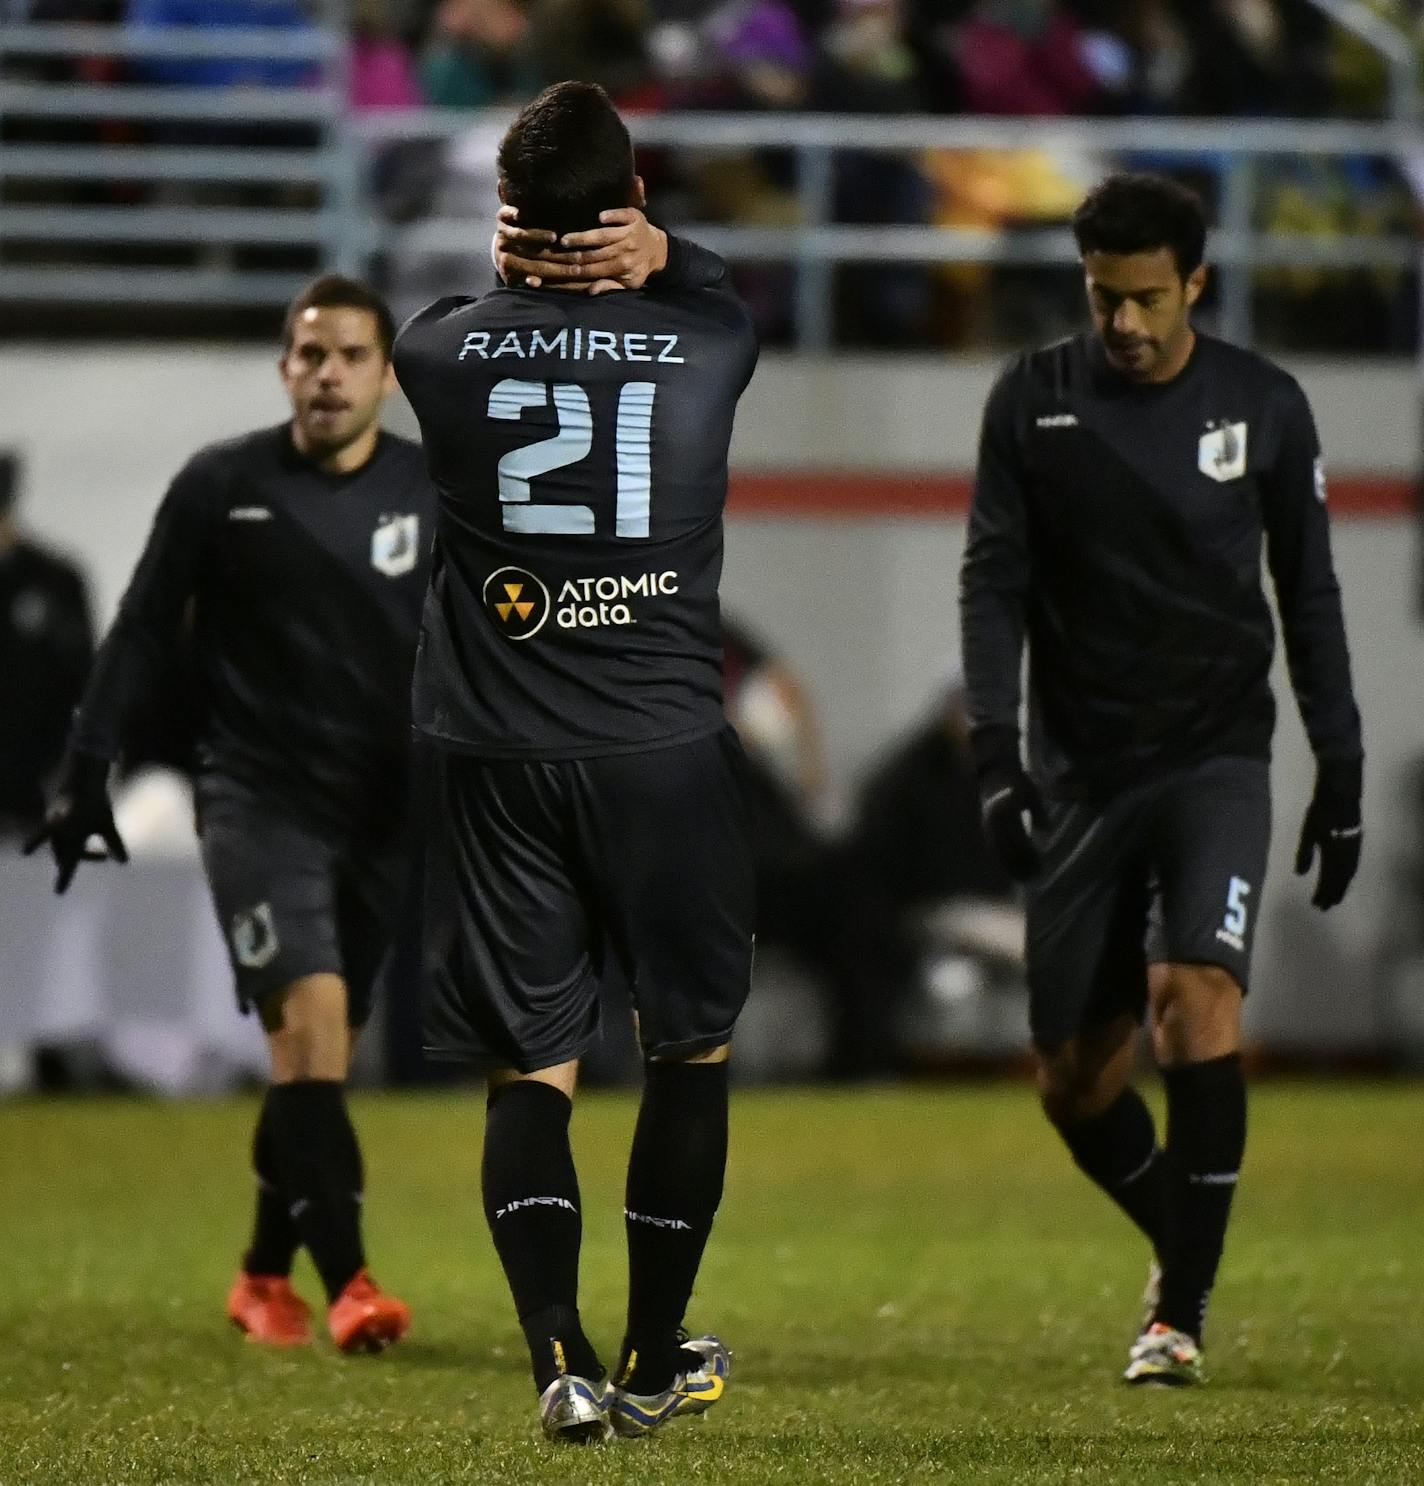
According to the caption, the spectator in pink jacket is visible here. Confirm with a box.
[953,0,1103,115]
[352,0,424,111]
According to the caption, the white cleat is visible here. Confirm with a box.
[1123,1322,1204,1387]
[609,1335,731,1438]
[538,1374,614,1444]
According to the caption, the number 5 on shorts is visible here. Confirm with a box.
[1221,876,1251,943]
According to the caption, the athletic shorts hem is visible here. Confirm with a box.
[1143,950,1250,994]
[420,1034,598,1073]
[641,1028,736,1061]
[240,960,368,1027]
[414,717,723,762]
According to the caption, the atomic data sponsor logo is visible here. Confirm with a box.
[484,565,679,639]
[555,570,678,630]
[483,565,552,640]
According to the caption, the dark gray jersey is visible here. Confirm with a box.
[72,426,434,837]
[960,331,1362,795]
[394,240,758,759]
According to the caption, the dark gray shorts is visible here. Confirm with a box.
[1026,755,1271,1052]
[422,726,756,1072]
[196,776,409,1024]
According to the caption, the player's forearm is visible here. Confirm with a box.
[960,588,1027,763]
[1270,524,1362,763]
[1280,605,1363,765]
[68,620,169,762]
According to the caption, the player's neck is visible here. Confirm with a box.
[1142,327,1197,386]
[290,420,381,476]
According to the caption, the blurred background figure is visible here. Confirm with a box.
[0,450,98,1093]
[843,679,1027,1069]
[419,0,540,108]
[0,451,95,845]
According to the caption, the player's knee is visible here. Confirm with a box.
[265,974,350,1081]
[1150,963,1241,1062]
[1035,1051,1116,1126]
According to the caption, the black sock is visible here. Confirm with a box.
[620,1060,729,1395]
[265,1080,366,1303]
[1157,1054,1247,1343]
[482,1081,601,1391]
[1050,1087,1167,1253]
[243,1089,300,1278]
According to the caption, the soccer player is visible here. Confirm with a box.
[960,173,1363,1385]
[27,276,431,1353]
[394,81,758,1441]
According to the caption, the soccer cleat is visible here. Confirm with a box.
[609,1335,731,1438]
[327,1269,411,1354]
[538,1374,614,1444]
[226,1272,313,1347]
[1123,1322,1204,1386]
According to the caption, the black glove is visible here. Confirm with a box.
[23,752,128,894]
[1294,757,1362,911]
[977,759,1045,882]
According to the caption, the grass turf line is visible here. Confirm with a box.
[1,1084,1420,1484]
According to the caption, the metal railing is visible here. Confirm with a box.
[356,110,1424,351]
[3,17,1423,351]
[0,19,358,308]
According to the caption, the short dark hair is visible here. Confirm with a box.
[1071,173,1208,279]
[498,80,635,240]
[282,274,396,360]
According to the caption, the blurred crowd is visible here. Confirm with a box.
[3,0,1420,345]
[11,0,1421,120]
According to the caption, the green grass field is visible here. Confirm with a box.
[2,1083,1421,1484]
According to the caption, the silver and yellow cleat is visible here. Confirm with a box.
[609,1335,731,1438]
[1123,1322,1204,1387]
[538,1373,614,1444]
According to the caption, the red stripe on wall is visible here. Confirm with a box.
[728,472,1417,518]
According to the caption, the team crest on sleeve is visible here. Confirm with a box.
[371,513,420,577]
[1198,421,1248,483]
[231,903,279,970]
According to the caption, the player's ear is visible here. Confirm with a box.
[632,175,646,210]
[497,177,508,204]
[1184,263,1207,308]
[381,359,398,395]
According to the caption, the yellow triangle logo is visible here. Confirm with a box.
[514,602,534,620]
[503,583,523,602]
[495,602,513,621]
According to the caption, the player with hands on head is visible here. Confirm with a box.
[960,172,1363,1388]
[396,81,758,1445]
[494,203,672,293]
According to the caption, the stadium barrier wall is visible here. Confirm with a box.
[2,347,1418,1053]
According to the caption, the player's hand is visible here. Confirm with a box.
[22,753,128,894]
[495,205,666,292]
[978,764,1045,882]
[1294,758,1362,910]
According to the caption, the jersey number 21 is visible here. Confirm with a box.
[489,378,655,538]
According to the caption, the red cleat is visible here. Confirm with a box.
[226,1272,313,1347]
[327,1269,411,1354]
